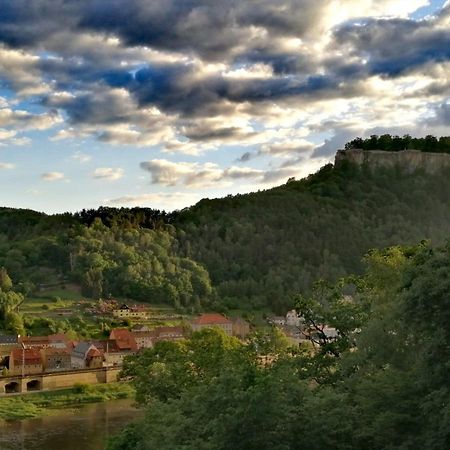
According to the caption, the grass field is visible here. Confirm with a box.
[0,382,135,420]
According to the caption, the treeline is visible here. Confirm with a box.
[110,243,450,450]
[345,134,450,153]
[74,206,172,230]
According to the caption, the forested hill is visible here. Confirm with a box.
[173,160,450,310]
[2,155,450,313]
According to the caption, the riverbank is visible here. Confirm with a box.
[0,382,135,421]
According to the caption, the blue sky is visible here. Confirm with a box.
[0,0,449,213]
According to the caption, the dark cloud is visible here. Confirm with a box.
[427,101,450,126]
[312,129,360,158]
[334,13,450,77]
[0,0,324,60]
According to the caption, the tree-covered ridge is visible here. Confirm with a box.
[174,161,450,311]
[2,158,450,312]
[345,134,450,153]
[109,242,450,450]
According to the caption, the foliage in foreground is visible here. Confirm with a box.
[109,242,450,450]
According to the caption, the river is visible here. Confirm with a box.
[0,399,143,450]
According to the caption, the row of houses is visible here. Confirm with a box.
[0,313,251,377]
[0,325,186,376]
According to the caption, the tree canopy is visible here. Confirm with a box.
[109,241,450,450]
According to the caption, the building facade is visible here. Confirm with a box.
[191,313,233,336]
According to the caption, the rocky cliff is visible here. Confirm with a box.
[335,149,450,174]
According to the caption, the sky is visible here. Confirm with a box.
[0,0,449,213]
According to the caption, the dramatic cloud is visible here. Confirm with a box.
[140,159,264,187]
[0,0,449,211]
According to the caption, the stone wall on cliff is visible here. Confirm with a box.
[335,149,450,174]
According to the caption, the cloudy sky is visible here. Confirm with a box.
[0,0,449,213]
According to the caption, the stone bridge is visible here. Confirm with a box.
[0,367,121,394]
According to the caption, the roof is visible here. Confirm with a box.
[110,329,138,351]
[154,326,185,337]
[87,348,102,358]
[48,333,68,342]
[41,347,70,357]
[91,339,121,353]
[0,335,18,344]
[11,348,42,365]
[72,342,96,357]
[20,336,50,346]
[192,313,232,325]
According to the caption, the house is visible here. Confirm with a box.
[191,313,233,336]
[153,326,185,342]
[110,328,138,350]
[86,347,103,368]
[19,334,69,350]
[71,342,103,369]
[286,310,301,327]
[91,339,132,366]
[131,326,185,350]
[232,317,250,339]
[113,304,149,319]
[0,335,19,357]
[40,347,71,372]
[131,331,155,350]
[9,347,43,376]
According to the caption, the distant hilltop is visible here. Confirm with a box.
[335,149,450,174]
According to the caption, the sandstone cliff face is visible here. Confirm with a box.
[335,149,450,174]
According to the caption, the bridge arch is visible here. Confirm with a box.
[26,379,41,391]
[4,381,20,394]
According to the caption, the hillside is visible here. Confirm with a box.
[174,156,450,310]
[2,151,450,315]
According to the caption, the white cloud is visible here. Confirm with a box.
[41,172,65,181]
[71,151,92,163]
[106,192,202,210]
[141,159,265,187]
[92,167,124,181]
[0,162,15,170]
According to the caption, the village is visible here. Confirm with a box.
[0,302,338,395]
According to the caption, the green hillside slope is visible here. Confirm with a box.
[2,155,450,313]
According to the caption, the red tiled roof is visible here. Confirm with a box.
[110,329,138,351]
[11,348,42,365]
[19,336,50,346]
[192,313,232,325]
[41,347,69,356]
[48,333,68,342]
[154,326,184,337]
[87,348,102,358]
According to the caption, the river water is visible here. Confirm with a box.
[0,399,143,450]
